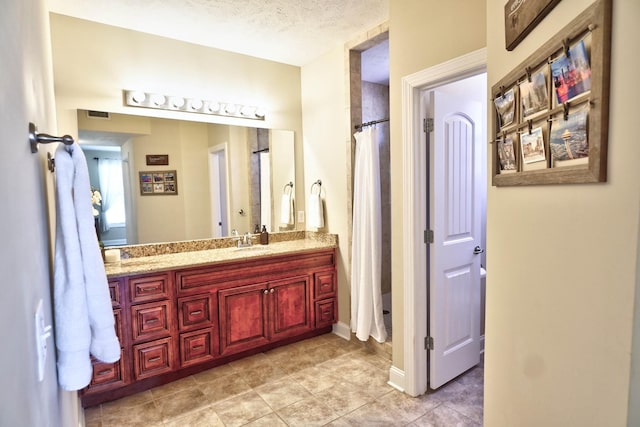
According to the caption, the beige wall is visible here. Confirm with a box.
[179,121,211,240]
[301,46,352,326]
[49,13,305,215]
[485,0,640,426]
[388,0,487,369]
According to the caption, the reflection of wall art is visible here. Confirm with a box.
[504,0,561,51]
[145,154,169,166]
[139,170,178,195]
[494,88,516,128]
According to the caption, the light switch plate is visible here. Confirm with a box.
[35,299,52,382]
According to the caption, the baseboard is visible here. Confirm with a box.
[332,321,351,340]
[388,365,405,392]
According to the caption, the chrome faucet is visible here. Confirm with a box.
[233,230,254,248]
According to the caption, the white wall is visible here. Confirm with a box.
[0,0,78,425]
[485,0,640,425]
[301,46,352,325]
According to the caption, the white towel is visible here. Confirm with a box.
[54,142,120,391]
[307,192,324,229]
[280,193,294,226]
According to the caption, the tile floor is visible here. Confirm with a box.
[85,333,483,426]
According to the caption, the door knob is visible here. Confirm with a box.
[473,246,484,254]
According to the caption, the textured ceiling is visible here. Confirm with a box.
[47,0,389,70]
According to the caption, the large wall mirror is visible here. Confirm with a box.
[78,110,296,247]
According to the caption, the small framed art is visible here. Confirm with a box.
[139,170,178,195]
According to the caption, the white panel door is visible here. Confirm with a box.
[209,145,228,237]
[429,90,482,389]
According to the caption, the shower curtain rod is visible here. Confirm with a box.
[354,118,389,131]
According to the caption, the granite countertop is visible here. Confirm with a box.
[104,235,337,278]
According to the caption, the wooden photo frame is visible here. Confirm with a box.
[492,0,611,186]
[139,170,178,195]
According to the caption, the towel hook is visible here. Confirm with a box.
[283,181,293,193]
[310,180,322,194]
[29,122,74,154]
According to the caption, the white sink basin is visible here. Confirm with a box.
[233,245,272,254]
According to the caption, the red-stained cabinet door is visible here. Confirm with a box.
[269,275,312,341]
[219,282,269,356]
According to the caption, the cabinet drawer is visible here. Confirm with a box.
[128,274,171,304]
[315,299,337,327]
[178,294,215,331]
[131,301,172,342]
[108,279,122,308]
[133,337,173,380]
[179,328,217,367]
[88,349,128,390]
[314,270,336,299]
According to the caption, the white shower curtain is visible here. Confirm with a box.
[351,126,387,343]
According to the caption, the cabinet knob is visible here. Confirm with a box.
[263,289,269,294]
[270,288,275,294]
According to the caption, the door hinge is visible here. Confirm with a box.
[424,229,434,244]
[423,118,434,133]
[425,336,434,350]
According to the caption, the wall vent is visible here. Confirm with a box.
[86,110,111,120]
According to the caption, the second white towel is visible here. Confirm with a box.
[307,192,324,229]
[280,193,294,226]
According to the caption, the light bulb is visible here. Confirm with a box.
[131,91,146,104]
[240,105,256,117]
[189,99,203,110]
[150,94,165,107]
[224,103,237,114]
[170,97,185,109]
[207,102,220,113]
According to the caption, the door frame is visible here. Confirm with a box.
[208,143,231,237]
[398,48,486,397]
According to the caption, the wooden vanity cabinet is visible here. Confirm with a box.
[177,292,218,367]
[81,247,336,407]
[128,273,175,381]
[218,274,312,356]
[84,278,129,393]
[314,269,337,327]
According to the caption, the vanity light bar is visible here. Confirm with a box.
[123,90,266,120]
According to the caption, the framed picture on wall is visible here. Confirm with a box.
[139,170,178,195]
[504,0,561,51]
[145,154,169,166]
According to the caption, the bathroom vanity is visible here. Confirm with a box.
[81,235,337,407]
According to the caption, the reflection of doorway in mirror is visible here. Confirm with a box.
[208,144,229,238]
[260,152,271,231]
[84,146,129,246]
